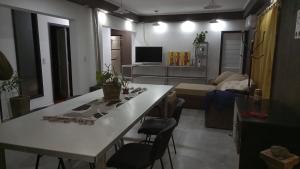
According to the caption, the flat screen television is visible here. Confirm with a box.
[135,46,162,63]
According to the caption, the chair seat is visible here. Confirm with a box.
[138,118,170,135]
[107,143,153,169]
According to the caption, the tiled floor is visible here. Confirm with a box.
[5,109,238,169]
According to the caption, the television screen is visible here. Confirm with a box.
[135,47,162,63]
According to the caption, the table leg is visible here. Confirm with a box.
[94,154,106,169]
[0,148,6,169]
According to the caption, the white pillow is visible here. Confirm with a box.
[218,79,252,91]
[213,71,235,84]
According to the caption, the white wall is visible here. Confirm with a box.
[100,27,112,71]
[97,11,137,72]
[31,15,69,109]
[98,12,136,32]
[0,6,71,119]
[0,0,96,95]
[134,20,245,79]
[0,6,17,72]
[0,0,96,120]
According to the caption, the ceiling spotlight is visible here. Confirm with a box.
[100,9,109,14]
[152,10,161,26]
[209,18,218,23]
[152,22,160,26]
[127,18,134,22]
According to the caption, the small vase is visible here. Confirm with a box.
[122,88,129,94]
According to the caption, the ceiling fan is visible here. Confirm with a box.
[114,0,130,14]
[204,0,222,23]
[204,0,222,9]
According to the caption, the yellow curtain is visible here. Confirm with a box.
[251,3,279,99]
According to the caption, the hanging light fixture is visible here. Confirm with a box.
[152,10,160,26]
[204,0,222,9]
[204,0,222,23]
[114,0,130,14]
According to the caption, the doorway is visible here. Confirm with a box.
[49,24,73,103]
[110,29,132,76]
[219,31,248,74]
[111,36,122,75]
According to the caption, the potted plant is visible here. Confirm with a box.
[193,31,208,47]
[0,51,14,121]
[0,73,30,118]
[96,65,121,101]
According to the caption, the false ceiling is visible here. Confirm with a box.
[105,0,249,15]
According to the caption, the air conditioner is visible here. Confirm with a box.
[245,15,257,30]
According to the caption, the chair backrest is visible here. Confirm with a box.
[172,98,185,126]
[150,118,177,161]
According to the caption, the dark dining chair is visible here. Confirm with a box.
[106,118,177,169]
[138,98,185,154]
[31,106,66,169]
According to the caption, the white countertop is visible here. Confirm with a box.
[0,84,173,162]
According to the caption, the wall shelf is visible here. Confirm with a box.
[121,43,209,85]
[121,43,208,85]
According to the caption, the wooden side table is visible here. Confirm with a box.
[260,149,299,169]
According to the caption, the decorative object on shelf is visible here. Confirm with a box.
[96,65,121,101]
[270,146,291,160]
[168,51,175,65]
[193,32,208,70]
[260,146,299,169]
[175,52,181,66]
[0,73,30,118]
[254,88,262,102]
[193,31,208,47]
[180,51,191,66]
[193,42,208,83]
[167,51,191,66]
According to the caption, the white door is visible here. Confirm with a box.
[220,32,244,73]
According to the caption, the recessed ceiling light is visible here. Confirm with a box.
[209,18,218,23]
[100,9,109,14]
[153,22,168,33]
[152,22,160,26]
[126,18,134,22]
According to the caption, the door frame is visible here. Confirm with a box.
[219,31,248,75]
[48,23,73,100]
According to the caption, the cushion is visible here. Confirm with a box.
[217,73,248,89]
[138,118,169,135]
[213,71,235,84]
[223,73,248,82]
[217,79,252,91]
[175,83,216,96]
[107,143,153,169]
